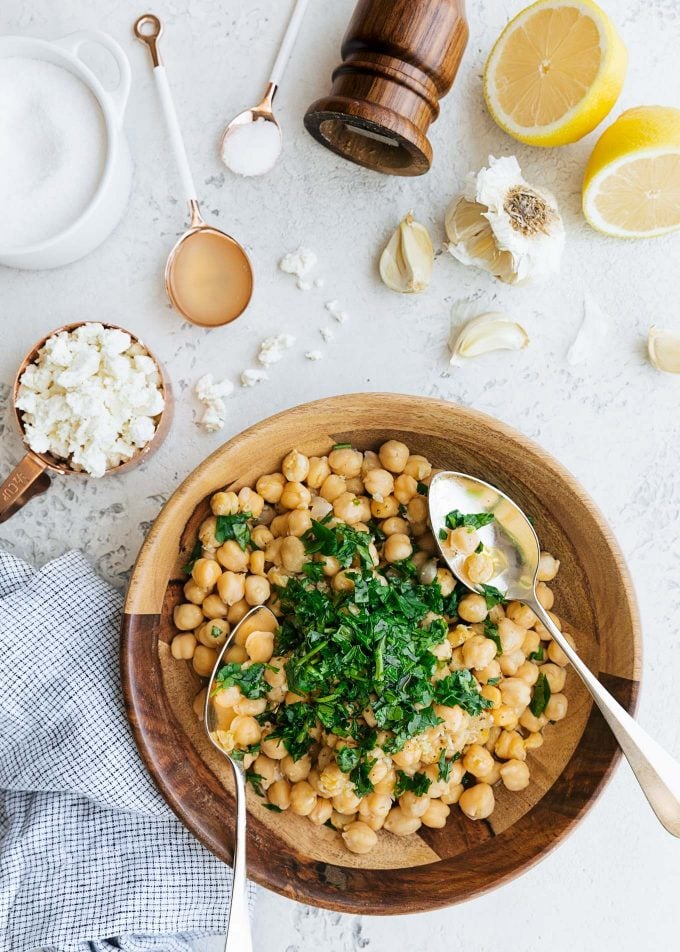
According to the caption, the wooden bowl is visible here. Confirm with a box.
[121,394,641,914]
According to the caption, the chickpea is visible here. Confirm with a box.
[287,509,312,537]
[393,473,418,504]
[249,550,265,576]
[462,635,496,671]
[264,656,286,691]
[319,474,347,503]
[476,660,502,685]
[464,551,495,585]
[447,526,480,556]
[196,619,229,648]
[384,807,422,836]
[536,582,554,610]
[211,491,239,516]
[463,743,495,779]
[237,487,264,518]
[542,662,567,694]
[537,552,560,582]
[268,779,291,810]
[406,495,428,524]
[331,570,356,595]
[171,633,196,660]
[306,798,333,827]
[244,575,271,607]
[173,603,203,631]
[458,594,488,623]
[280,754,311,783]
[342,477,362,497]
[202,593,229,619]
[524,732,544,751]
[434,704,466,734]
[198,516,220,549]
[358,450,379,477]
[227,598,251,625]
[488,603,506,625]
[192,645,218,677]
[383,533,413,563]
[545,693,568,721]
[280,481,311,511]
[516,661,540,686]
[253,754,281,789]
[404,455,431,481]
[499,649,525,677]
[548,639,570,667]
[378,440,409,473]
[216,571,246,606]
[251,525,274,550]
[233,696,267,717]
[216,540,249,573]
[392,739,421,770]
[492,704,519,729]
[435,567,455,597]
[399,792,431,818]
[256,472,285,504]
[421,799,451,829]
[329,810,356,829]
[381,516,410,536]
[332,492,363,524]
[245,629,274,663]
[280,536,308,572]
[494,729,526,761]
[506,601,539,629]
[290,781,317,816]
[370,495,399,519]
[317,762,349,797]
[183,579,208,605]
[306,456,331,489]
[431,639,453,661]
[500,759,531,791]
[498,618,526,654]
[328,447,363,478]
[192,687,207,719]
[521,628,541,657]
[519,708,547,733]
[192,557,222,590]
[368,758,391,786]
[373,768,397,796]
[500,677,532,711]
[363,467,395,500]
[342,820,378,854]
[230,715,261,747]
[224,644,248,664]
[261,734,288,760]
[332,789,362,815]
[459,782,495,820]
[360,792,392,819]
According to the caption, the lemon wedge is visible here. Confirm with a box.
[583,106,680,238]
[484,0,627,147]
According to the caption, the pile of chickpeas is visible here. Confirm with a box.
[170,440,572,856]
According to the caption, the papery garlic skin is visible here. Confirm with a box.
[380,212,434,294]
[449,305,530,365]
[445,156,564,286]
[648,327,680,374]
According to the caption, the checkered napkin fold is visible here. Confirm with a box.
[0,549,245,952]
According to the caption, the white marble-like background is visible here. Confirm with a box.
[2,0,680,949]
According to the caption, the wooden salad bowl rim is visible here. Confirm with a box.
[121,393,642,915]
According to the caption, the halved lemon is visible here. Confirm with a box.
[583,106,680,238]
[484,0,627,147]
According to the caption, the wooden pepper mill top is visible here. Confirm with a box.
[304,0,469,176]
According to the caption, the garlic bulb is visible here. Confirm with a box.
[445,156,564,286]
[648,326,680,374]
[449,303,529,365]
[380,212,434,293]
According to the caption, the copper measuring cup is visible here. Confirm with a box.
[0,322,173,523]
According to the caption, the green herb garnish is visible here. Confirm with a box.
[332,442,352,450]
[483,619,503,656]
[210,625,222,638]
[530,671,551,717]
[437,749,451,782]
[263,803,283,812]
[247,772,265,797]
[529,646,544,662]
[214,662,268,700]
[395,770,432,798]
[445,510,495,531]
[433,669,492,716]
[215,512,252,550]
[417,481,429,496]
[439,528,448,541]
[182,541,202,575]
[480,584,506,608]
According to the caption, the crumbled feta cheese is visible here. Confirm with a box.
[194,373,234,433]
[305,350,323,361]
[320,328,335,343]
[314,277,325,289]
[279,247,317,279]
[16,322,164,478]
[297,278,313,291]
[325,300,349,323]
[241,368,269,387]
[258,334,296,366]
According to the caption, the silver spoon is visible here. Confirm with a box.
[205,604,279,952]
[429,471,680,837]
[219,0,310,176]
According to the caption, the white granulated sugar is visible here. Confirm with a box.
[325,300,349,323]
[258,334,296,366]
[241,368,269,387]
[305,350,323,361]
[16,323,164,478]
[221,116,282,177]
[279,248,317,280]
[194,373,235,433]
[0,58,107,248]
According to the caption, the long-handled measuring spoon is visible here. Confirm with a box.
[220,0,311,176]
[429,471,680,837]
[134,14,253,327]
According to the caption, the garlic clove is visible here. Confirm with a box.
[379,212,434,293]
[647,326,680,374]
[449,306,529,365]
[445,198,517,284]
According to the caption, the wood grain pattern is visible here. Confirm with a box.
[121,393,641,914]
[304,0,469,176]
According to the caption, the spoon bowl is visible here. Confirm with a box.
[430,470,680,838]
[220,86,283,178]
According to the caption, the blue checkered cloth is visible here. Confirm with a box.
[0,550,245,952]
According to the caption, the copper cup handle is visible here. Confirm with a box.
[0,454,51,523]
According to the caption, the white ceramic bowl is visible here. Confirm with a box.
[0,30,133,270]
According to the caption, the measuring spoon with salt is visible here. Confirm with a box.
[220,0,310,176]
[134,14,253,327]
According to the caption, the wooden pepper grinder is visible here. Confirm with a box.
[304,0,468,176]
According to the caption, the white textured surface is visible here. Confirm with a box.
[2,1,680,949]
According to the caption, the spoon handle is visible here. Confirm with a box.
[529,600,680,837]
[224,760,252,952]
[269,0,311,87]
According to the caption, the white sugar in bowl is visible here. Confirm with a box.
[0,31,132,270]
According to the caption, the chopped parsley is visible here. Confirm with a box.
[437,749,451,782]
[483,619,503,656]
[433,670,492,716]
[215,512,252,550]
[481,584,506,608]
[247,772,265,797]
[263,803,283,812]
[210,625,222,638]
[332,442,352,450]
[445,510,495,531]
[301,517,374,570]
[214,662,269,700]
[394,771,432,798]
[529,646,544,662]
[530,671,551,717]
[182,541,202,575]
[417,481,429,496]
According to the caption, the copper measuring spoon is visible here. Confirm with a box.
[134,15,253,327]
[205,605,279,952]
[0,322,172,523]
